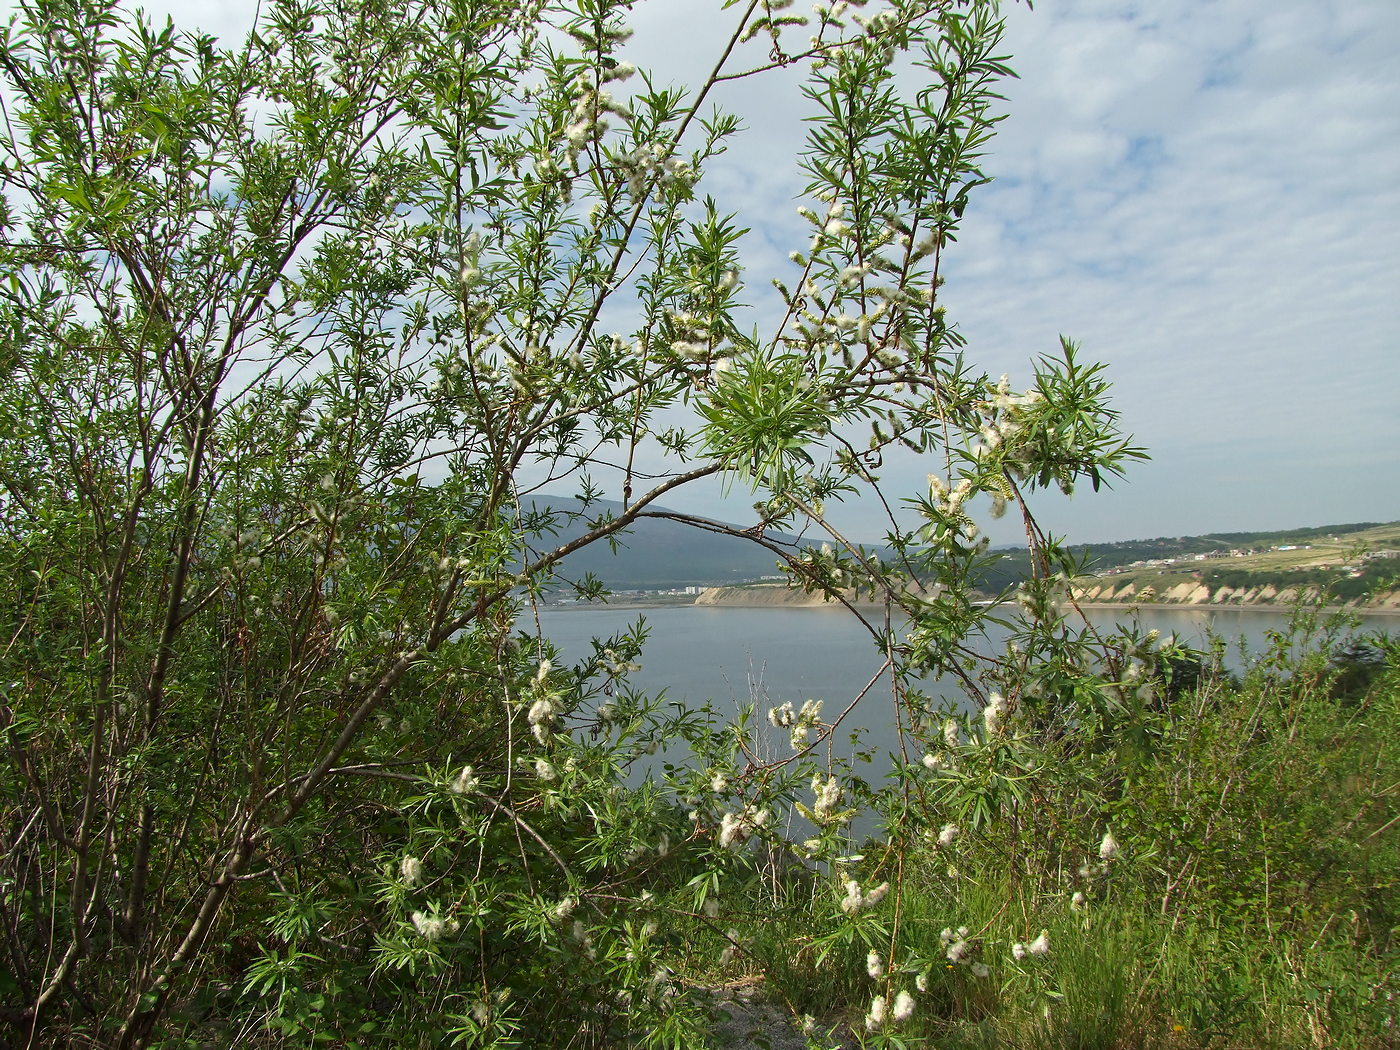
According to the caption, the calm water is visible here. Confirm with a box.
[537,604,1393,769]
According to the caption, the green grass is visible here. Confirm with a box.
[717,623,1400,1048]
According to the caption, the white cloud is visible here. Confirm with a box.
[927,0,1400,543]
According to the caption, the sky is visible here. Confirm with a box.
[621,0,1400,545]
[13,0,1399,546]
[951,0,1400,545]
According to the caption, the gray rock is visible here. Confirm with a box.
[709,987,853,1050]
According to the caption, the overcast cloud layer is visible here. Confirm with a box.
[20,0,1398,545]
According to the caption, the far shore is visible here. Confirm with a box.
[542,593,1400,617]
[540,596,885,611]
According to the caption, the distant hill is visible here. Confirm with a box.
[519,496,822,589]
[989,521,1400,594]
[1063,521,1391,570]
[519,498,1400,597]
[1069,520,1400,610]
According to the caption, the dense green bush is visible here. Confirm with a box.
[28,0,1390,1047]
[742,613,1399,1048]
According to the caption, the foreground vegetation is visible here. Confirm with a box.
[716,610,1398,1048]
[6,0,1390,1047]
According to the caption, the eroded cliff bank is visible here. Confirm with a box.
[694,583,859,607]
[1072,579,1400,612]
[694,581,956,608]
[693,580,1400,613]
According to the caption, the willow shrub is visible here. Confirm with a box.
[0,0,1149,1046]
[756,615,1398,1048]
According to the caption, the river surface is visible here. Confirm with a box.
[536,604,1394,773]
